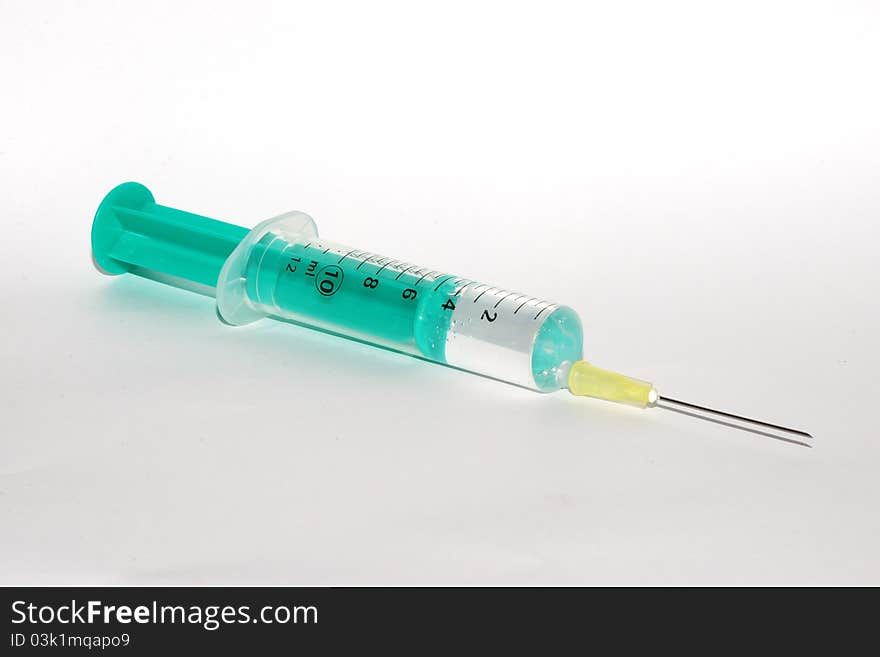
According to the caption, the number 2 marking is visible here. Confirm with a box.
[481,310,497,322]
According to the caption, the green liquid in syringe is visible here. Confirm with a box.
[244,234,458,362]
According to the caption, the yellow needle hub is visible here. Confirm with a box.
[567,361,658,408]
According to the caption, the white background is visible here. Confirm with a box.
[1,1,878,585]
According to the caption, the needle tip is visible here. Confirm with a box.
[656,395,813,447]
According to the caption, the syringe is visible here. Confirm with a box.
[92,183,812,446]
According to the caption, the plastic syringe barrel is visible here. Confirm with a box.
[92,182,248,287]
[93,181,584,392]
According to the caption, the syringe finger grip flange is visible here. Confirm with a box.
[216,211,319,326]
